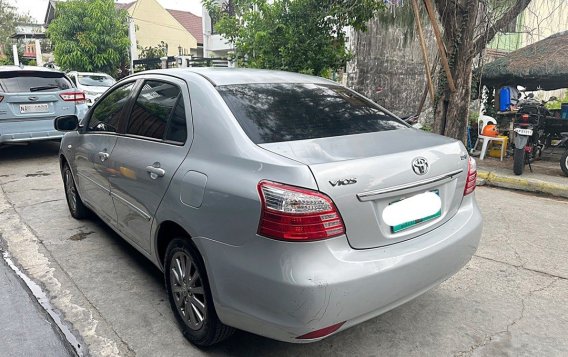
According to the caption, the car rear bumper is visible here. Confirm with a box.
[194,195,482,343]
[0,118,64,143]
[0,131,63,143]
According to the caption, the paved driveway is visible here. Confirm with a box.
[0,142,566,356]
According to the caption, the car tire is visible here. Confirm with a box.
[164,238,234,347]
[561,150,568,177]
[63,163,89,219]
[513,147,525,175]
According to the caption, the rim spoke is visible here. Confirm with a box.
[186,298,197,324]
[171,265,182,286]
[176,258,184,283]
[192,302,204,323]
[191,295,206,315]
[191,286,204,295]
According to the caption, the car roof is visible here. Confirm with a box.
[0,65,64,74]
[141,68,337,86]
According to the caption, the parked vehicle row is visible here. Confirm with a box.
[0,65,116,146]
[0,66,88,145]
[54,68,482,347]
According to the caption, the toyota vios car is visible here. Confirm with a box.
[54,68,482,346]
[0,66,88,144]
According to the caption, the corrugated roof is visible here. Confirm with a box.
[166,9,203,44]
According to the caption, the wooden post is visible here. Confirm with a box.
[423,0,456,93]
[411,0,435,104]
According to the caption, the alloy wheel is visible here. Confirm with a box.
[169,251,207,330]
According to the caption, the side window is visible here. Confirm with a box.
[88,82,135,132]
[126,80,186,143]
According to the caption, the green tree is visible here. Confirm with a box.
[203,0,385,77]
[47,0,130,75]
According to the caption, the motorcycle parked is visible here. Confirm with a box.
[512,95,556,175]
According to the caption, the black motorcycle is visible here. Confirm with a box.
[512,95,556,175]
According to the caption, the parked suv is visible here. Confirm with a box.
[67,71,116,106]
[0,66,87,145]
[55,68,482,347]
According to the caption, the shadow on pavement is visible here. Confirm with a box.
[0,141,61,162]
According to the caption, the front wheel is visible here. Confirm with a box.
[164,238,234,347]
[561,150,568,177]
[513,147,525,175]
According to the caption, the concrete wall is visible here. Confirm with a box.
[346,19,437,117]
[128,0,197,56]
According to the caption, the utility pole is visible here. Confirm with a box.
[128,16,138,74]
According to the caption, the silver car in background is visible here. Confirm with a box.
[0,66,87,144]
[55,68,482,347]
[67,71,116,106]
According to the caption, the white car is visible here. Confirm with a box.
[67,71,116,106]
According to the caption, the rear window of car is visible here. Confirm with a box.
[217,83,408,144]
[0,71,72,93]
[77,74,115,87]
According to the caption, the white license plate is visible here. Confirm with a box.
[383,190,442,233]
[514,128,533,136]
[20,103,49,113]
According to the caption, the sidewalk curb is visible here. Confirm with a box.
[477,170,568,199]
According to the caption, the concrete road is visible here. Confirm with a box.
[0,141,567,357]
[0,247,74,357]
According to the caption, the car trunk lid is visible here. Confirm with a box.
[259,128,470,249]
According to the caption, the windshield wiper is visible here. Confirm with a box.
[29,85,60,92]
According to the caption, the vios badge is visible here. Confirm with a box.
[411,157,429,175]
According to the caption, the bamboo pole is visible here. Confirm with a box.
[411,0,435,104]
[423,0,456,93]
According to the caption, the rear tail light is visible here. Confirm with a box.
[60,92,86,104]
[0,95,3,103]
[257,180,346,241]
[464,156,477,196]
[521,114,529,122]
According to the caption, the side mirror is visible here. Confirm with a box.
[54,115,79,131]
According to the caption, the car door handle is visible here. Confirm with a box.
[98,152,110,162]
[146,165,165,178]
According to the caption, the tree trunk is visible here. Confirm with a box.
[433,1,479,143]
[431,0,532,143]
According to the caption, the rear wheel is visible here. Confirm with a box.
[513,148,525,175]
[561,150,568,177]
[63,163,89,219]
[164,238,234,347]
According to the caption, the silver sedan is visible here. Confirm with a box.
[54,68,482,346]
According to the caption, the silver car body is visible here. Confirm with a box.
[58,68,482,342]
[0,66,88,144]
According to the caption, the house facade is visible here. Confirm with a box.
[201,1,234,58]
[119,0,202,57]
[45,0,203,58]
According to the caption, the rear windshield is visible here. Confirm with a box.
[78,74,115,87]
[217,83,407,144]
[0,71,72,93]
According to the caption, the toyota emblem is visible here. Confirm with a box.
[412,157,429,175]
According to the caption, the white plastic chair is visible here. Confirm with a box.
[473,115,506,161]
